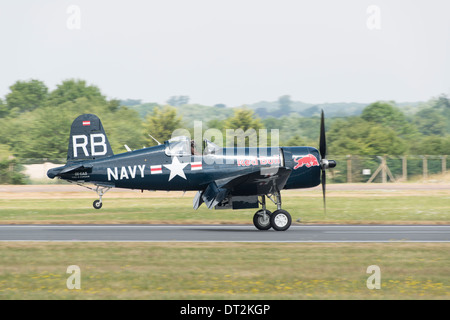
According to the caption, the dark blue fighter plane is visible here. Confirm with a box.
[47,112,336,231]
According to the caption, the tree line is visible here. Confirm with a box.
[0,78,448,183]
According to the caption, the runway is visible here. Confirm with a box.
[0,225,449,242]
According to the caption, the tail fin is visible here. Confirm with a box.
[67,114,114,162]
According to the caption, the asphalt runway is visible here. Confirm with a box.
[0,225,449,242]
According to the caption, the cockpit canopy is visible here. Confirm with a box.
[164,136,191,156]
[164,136,221,156]
[203,139,221,155]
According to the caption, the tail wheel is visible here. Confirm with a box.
[270,209,292,231]
[93,200,102,209]
[253,210,272,230]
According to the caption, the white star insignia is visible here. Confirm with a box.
[163,156,188,181]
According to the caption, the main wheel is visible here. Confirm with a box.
[93,200,102,209]
[270,209,292,231]
[253,210,272,230]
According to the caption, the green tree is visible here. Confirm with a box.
[8,106,74,159]
[436,94,450,109]
[284,135,307,147]
[167,95,189,106]
[0,99,8,118]
[102,107,145,153]
[143,106,183,146]
[5,79,48,114]
[0,79,148,160]
[409,136,450,155]
[327,117,407,155]
[107,99,121,113]
[224,108,263,132]
[361,101,416,137]
[414,107,446,136]
[47,79,105,106]
[207,119,224,131]
[273,114,321,147]
[223,108,263,147]
[413,94,450,136]
[262,116,284,131]
[0,144,26,184]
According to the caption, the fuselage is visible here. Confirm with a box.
[52,145,321,193]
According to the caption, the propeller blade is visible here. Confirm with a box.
[319,110,326,159]
[322,168,326,214]
[320,110,327,214]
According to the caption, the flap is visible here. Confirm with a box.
[192,167,292,209]
[201,182,228,209]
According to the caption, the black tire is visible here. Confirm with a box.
[93,200,102,209]
[253,210,272,230]
[270,209,292,231]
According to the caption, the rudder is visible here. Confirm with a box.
[67,114,114,162]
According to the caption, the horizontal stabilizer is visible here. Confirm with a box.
[47,163,92,179]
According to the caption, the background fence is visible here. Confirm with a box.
[328,155,449,183]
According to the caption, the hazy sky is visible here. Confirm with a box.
[0,0,449,106]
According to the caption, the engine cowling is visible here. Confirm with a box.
[281,146,322,189]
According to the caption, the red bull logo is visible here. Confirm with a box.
[293,154,320,169]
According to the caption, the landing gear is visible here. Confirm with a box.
[91,185,110,209]
[253,192,292,231]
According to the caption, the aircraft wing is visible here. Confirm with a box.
[219,166,292,195]
[194,167,292,209]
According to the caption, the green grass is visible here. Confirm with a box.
[0,242,448,299]
[0,189,449,224]
[1,186,448,300]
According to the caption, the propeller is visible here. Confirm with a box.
[319,110,336,212]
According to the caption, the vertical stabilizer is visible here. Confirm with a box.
[67,114,114,162]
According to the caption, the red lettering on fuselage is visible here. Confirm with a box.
[237,156,280,167]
